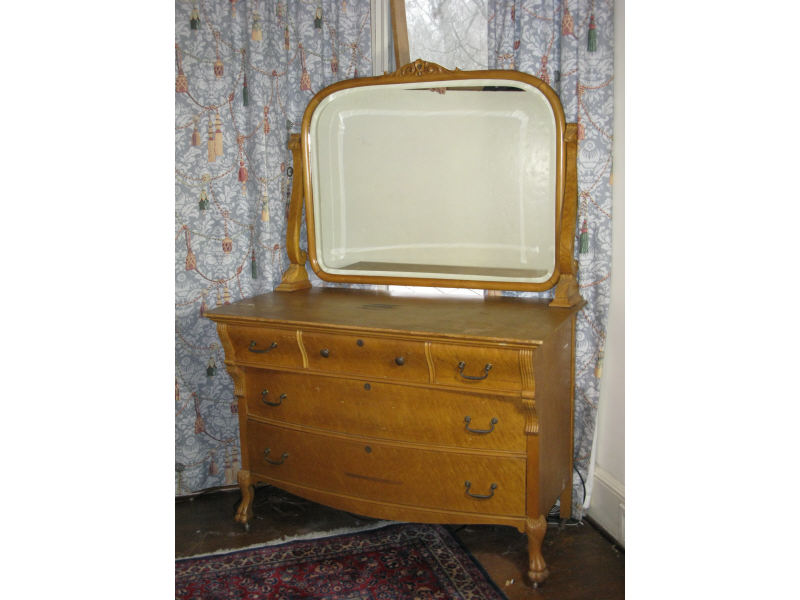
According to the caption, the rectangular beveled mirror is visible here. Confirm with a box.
[280,60,578,296]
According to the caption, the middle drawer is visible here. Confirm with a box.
[245,369,525,452]
[301,331,429,383]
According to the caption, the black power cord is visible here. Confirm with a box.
[546,464,587,526]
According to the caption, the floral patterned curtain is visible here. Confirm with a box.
[487,0,614,517]
[176,1,614,516]
[175,0,372,495]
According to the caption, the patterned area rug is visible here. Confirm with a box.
[176,523,507,599]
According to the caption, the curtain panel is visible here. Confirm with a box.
[175,1,614,518]
[488,0,614,516]
[175,0,372,494]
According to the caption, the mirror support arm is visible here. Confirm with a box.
[390,0,410,68]
[550,123,583,308]
[276,134,312,292]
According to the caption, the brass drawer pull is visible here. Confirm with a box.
[464,416,498,434]
[261,389,287,407]
[263,448,289,465]
[249,340,278,354]
[395,356,405,366]
[464,481,497,499]
[320,348,330,358]
[457,361,493,380]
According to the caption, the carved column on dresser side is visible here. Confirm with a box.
[215,323,255,524]
[519,348,538,435]
[520,346,550,585]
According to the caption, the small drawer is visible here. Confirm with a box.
[302,331,428,383]
[430,343,523,392]
[245,370,526,452]
[246,420,526,516]
[225,325,303,369]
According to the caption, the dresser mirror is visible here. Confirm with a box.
[277,61,578,297]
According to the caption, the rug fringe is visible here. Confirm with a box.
[177,520,397,560]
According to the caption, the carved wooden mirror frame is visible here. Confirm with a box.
[277,59,581,308]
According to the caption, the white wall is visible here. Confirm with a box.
[587,0,625,546]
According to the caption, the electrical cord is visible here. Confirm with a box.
[545,464,587,526]
[574,463,587,506]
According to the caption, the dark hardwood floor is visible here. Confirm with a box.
[176,485,624,599]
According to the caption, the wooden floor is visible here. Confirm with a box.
[176,485,624,599]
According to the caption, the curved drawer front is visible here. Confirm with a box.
[302,331,428,383]
[245,370,525,451]
[226,325,304,369]
[247,421,526,517]
[430,343,523,392]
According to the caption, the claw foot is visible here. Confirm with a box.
[235,469,254,524]
[526,515,550,586]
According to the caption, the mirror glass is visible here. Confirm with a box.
[307,78,558,285]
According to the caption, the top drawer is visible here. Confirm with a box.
[302,331,428,383]
[430,343,524,392]
[225,325,304,369]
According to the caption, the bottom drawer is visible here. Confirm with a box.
[246,420,526,517]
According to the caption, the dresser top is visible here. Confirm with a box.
[206,288,582,346]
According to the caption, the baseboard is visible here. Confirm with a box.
[175,484,239,501]
[586,466,624,547]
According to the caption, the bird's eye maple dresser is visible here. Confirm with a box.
[205,60,584,586]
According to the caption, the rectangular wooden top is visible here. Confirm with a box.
[206,287,582,346]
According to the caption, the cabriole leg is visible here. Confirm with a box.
[234,469,254,524]
[526,514,550,586]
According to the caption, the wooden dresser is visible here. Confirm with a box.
[207,62,584,586]
[206,286,582,584]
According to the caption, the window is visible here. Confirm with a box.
[372,0,488,73]
[405,0,488,70]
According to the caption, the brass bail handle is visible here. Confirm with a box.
[263,448,289,465]
[457,361,493,380]
[464,481,498,499]
[464,416,498,434]
[249,340,278,354]
[261,389,287,407]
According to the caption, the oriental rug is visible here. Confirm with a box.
[175,522,507,599]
